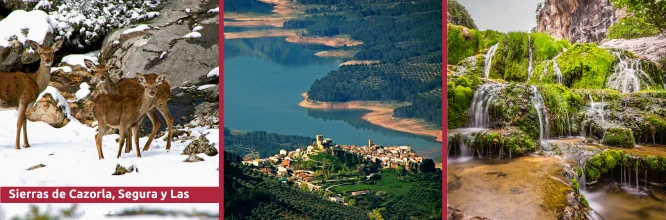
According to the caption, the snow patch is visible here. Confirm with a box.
[160,51,168,59]
[34,86,71,119]
[192,26,203,32]
[51,66,72,73]
[183,32,202,39]
[60,52,99,69]
[208,7,219,13]
[206,67,219,77]
[123,24,151,35]
[0,10,53,47]
[197,84,216,91]
[75,82,91,101]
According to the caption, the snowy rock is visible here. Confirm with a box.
[0,10,55,72]
[112,164,136,176]
[206,67,218,77]
[183,154,205,163]
[75,82,91,101]
[182,135,218,157]
[26,164,46,171]
[26,87,71,128]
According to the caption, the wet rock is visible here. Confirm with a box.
[112,164,136,175]
[183,154,204,162]
[27,164,45,171]
[26,93,70,128]
[182,135,218,156]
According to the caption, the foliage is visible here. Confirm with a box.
[223,128,315,158]
[610,0,666,32]
[607,15,661,40]
[224,151,370,220]
[602,128,635,148]
[447,0,477,29]
[447,75,479,129]
[538,84,583,136]
[529,32,570,62]
[556,43,614,89]
[33,0,162,50]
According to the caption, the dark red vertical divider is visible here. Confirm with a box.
[441,0,448,214]
[219,0,225,218]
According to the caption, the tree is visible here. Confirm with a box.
[610,0,666,32]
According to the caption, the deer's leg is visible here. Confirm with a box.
[96,124,107,160]
[15,103,27,149]
[124,127,133,153]
[132,125,142,158]
[142,109,160,152]
[22,117,30,148]
[117,122,127,159]
[156,103,173,150]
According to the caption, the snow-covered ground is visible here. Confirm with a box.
[0,203,219,220]
[0,108,220,186]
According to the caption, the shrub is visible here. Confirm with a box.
[607,16,660,40]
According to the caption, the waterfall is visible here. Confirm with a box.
[530,86,550,140]
[527,35,533,80]
[552,53,563,84]
[470,84,504,128]
[606,52,654,93]
[586,94,606,122]
[483,43,499,78]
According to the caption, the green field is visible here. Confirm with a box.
[331,172,413,197]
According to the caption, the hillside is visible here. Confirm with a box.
[293,0,443,127]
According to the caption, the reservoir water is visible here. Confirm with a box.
[223,34,441,159]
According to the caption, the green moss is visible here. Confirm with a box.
[602,128,636,148]
[572,178,580,194]
[471,128,537,157]
[530,32,570,62]
[447,23,484,64]
[585,149,625,181]
[556,44,614,89]
[489,32,530,81]
[538,84,583,136]
[579,194,589,207]
[447,75,477,129]
[482,29,505,48]
[607,15,660,40]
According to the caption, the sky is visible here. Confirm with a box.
[457,0,544,32]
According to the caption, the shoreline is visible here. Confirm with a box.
[298,92,443,142]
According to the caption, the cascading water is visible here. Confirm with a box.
[470,84,504,128]
[552,53,563,84]
[586,94,606,122]
[606,52,655,93]
[483,43,499,78]
[530,86,549,140]
[527,35,533,80]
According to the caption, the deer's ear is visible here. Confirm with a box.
[137,75,146,86]
[52,39,64,51]
[25,40,40,51]
[157,73,167,84]
[84,59,96,69]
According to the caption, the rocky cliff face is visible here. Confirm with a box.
[536,0,626,43]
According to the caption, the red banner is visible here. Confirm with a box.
[0,187,221,203]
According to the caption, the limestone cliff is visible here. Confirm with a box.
[536,0,626,43]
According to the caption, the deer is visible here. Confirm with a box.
[93,74,166,159]
[87,60,174,154]
[0,39,63,149]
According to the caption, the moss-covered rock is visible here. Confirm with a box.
[585,149,666,182]
[557,44,614,89]
[539,84,583,136]
[602,128,635,148]
[471,127,537,157]
[447,75,481,129]
[447,24,484,65]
